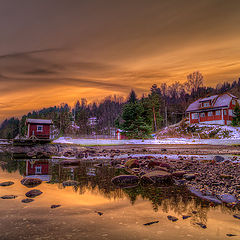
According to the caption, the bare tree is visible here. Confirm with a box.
[186,71,204,93]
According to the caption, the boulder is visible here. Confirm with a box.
[22,198,34,203]
[172,171,186,178]
[1,195,17,199]
[141,171,173,185]
[233,214,240,220]
[21,178,42,188]
[0,181,14,186]
[62,180,79,187]
[25,189,43,198]
[167,216,178,222]
[218,194,238,204]
[125,159,139,168]
[183,173,196,180]
[213,156,225,162]
[111,175,139,188]
[51,205,61,209]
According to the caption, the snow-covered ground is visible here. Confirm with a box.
[53,136,240,145]
[0,139,11,145]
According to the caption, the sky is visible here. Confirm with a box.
[0,0,240,121]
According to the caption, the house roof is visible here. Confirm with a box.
[26,118,53,125]
[186,93,239,113]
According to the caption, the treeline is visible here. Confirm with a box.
[1,71,240,139]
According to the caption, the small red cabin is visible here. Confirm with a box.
[26,118,53,139]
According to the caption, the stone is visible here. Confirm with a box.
[167,216,178,222]
[21,178,42,188]
[141,171,173,185]
[213,156,225,162]
[125,159,139,168]
[62,180,79,187]
[233,214,240,220]
[0,181,14,186]
[196,223,207,229]
[226,234,237,237]
[51,205,61,209]
[25,189,43,198]
[111,175,139,188]
[22,198,34,203]
[1,195,17,199]
[183,173,196,180]
[172,171,186,178]
[143,221,159,226]
[182,215,191,220]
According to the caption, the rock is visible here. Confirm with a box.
[220,174,233,179]
[226,234,237,237]
[233,214,240,220]
[141,171,173,185]
[192,211,197,214]
[213,156,225,162]
[183,173,196,180]
[22,198,34,203]
[182,215,191,220]
[51,205,61,209]
[148,161,160,169]
[125,159,139,168]
[218,194,238,204]
[196,223,207,229]
[95,211,103,216]
[167,216,178,222]
[62,180,79,187]
[0,181,14,186]
[172,171,186,178]
[25,189,43,198]
[143,221,159,226]
[1,195,17,199]
[21,178,42,188]
[159,163,171,169]
[111,175,139,188]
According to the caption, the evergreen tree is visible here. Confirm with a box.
[232,103,240,126]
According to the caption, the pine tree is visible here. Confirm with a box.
[232,103,240,126]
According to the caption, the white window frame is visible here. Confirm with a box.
[35,166,42,174]
[216,110,221,116]
[200,112,205,117]
[37,125,43,132]
[192,113,199,119]
[208,111,213,117]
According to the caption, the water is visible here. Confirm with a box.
[0,154,240,240]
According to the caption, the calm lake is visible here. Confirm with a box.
[0,154,239,240]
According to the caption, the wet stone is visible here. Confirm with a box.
[0,181,14,186]
[233,214,240,220]
[196,223,207,229]
[167,216,178,222]
[51,205,61,209]
[182,215,191,220]
[21,178,42,188]
[22,198,34,203]
[1,195,17,199]
[25,189,43,198]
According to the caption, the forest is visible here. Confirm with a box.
[1,72,240,139]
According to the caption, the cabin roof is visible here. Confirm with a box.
[186,93,239,112]
[26,118,53,125]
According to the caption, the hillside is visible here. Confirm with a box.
[157,120,240,139]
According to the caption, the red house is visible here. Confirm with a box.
[26,119,53,139]
[186,93,239,125]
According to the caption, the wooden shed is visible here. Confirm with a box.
[26,119,53,139]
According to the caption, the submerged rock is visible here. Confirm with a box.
[21,178,42,188]
[51,205,61,209]
[62,180,79,187]
[167,216,178,222]
[22,198,34,203]
[233,214,240,220]
[1,195,17,199]
[141,171,173,185]
[143,221,159,226]
[196,223,207,229]
[182,215,191,220]
[25,189,43,198]
[0,181,14,186]
[213,156,225,162]
[111,175,139,188]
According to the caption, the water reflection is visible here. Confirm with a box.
[0,154,239,226]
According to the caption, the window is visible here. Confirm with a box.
[202,102,210,107]
[192,113,199,119]
[208,111,213,116]
[35,166,42,174]
[37,125,43,132]
[224,110,227,115]
[200,113,205,117]
[229,109,234,116]
[216,110,221,116]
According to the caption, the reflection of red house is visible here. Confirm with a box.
[26,119,53,139]
[186,93,239,125]
[26,160,49,175]
[116,129,128,140]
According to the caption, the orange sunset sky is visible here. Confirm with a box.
[0,0,240,121]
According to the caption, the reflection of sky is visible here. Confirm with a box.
[1,1,240,121]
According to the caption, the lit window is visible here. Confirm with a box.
[216,110,221,116]
[192,113,199,119]
[224,110,227,115]
[37,125,43,132]
[200,113,205,117]
[208,111,213,116]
